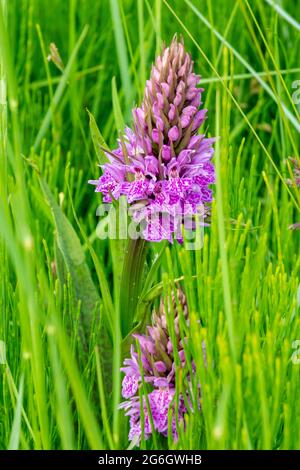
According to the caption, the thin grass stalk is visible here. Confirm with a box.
[0,0,7,199]
[33,25,89,150]
[120,238,147,338]
[163,0,300,212]
[109,0,133,112]
[215,85,236,360]
[264,0,300,31]
[0,0,7,360]
[0,3,51,448]
[182,0,300,134]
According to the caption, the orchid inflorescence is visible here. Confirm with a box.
[90,37,215,242]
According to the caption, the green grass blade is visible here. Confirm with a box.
[8,374,24,450]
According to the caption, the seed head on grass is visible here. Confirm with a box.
[89,37,215,242]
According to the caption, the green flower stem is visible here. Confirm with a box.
[120,238,147,338]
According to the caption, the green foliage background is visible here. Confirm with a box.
[0,0,299,450]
